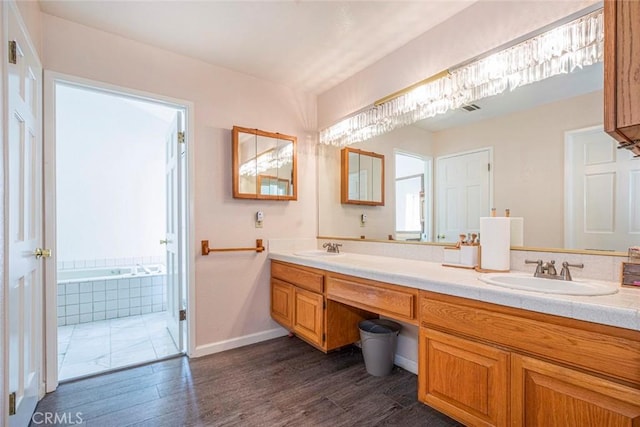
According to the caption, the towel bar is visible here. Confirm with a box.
[201,239,265,255]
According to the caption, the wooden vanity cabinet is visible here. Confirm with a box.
[419,291,640,427]
[604,0,640,149]
[292,286,324,347]
[511,355,640,426]
[419,328,509,427]
[270,261,374,352]
[270,278,294,329]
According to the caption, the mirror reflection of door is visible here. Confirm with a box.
[395,152,432,241]
[565,126,639,251]
[436,148,492,242]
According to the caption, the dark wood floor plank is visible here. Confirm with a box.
[32,336,460,427]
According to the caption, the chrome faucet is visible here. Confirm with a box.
[525,259,583,281]
[559,261,584,281]
[322,242,343,253]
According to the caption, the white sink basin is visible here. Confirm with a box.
[479,273,618,296]
[293,250,344,257]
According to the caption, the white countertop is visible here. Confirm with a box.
[269,251,640,332]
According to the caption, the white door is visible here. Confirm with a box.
[164,113,183,349]
[6,2,44,425]
[436,149,491,242]
[565,127,638,251]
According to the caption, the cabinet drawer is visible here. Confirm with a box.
[420,292,640,386]
[271,261,324,293]
[326,274,417,323]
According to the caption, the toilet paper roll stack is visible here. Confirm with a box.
[480,217,511,271]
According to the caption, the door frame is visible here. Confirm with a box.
[43,71,196,392]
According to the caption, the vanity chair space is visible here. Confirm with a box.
[270,260,419,351]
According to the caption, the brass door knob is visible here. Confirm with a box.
[33,248,52,259]
[159,239,171,245]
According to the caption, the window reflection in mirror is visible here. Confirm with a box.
[233,126,297,200]
[341,147,384,205]
[395,152,432,242]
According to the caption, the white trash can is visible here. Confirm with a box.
[358,319,401,376]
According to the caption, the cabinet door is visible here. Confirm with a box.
[271,279,293,329]
[418,328,509,427]
[293,287,324,348]
[512,354,640,426]
[604,0,640,149]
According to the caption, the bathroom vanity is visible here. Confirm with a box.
[269,251,640,427]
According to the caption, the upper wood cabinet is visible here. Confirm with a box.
[232,126,297,200]
[341,147,385,205]
[604,0,640,155]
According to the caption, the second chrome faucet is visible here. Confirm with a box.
[525,259,584,281]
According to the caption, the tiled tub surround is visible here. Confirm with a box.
[57,265,167,326]
[268,250,640,331]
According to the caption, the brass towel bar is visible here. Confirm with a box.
[201,239,265,255]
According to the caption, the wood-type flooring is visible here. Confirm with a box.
[32,336,461,426]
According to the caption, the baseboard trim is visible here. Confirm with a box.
[394,354,418,375]
[192,327,289,358]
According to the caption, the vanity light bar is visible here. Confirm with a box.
[319,8,604,147]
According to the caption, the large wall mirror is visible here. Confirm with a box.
[341,148,384,205]
[319,45,638,253]
[233,126,297,200]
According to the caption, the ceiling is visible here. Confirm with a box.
[38,0,477,95]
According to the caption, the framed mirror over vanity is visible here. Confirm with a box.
[318,6,639,254]
[232,126,297,200]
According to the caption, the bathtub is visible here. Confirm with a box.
[57,264,167,326]
[57,264,165,284]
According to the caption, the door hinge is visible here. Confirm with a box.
[179,309,187,321]
[178,131,185,144]
[488,163,491,172]
[323,300,326,309]
[9,392,16,416]
[8,41,17,65]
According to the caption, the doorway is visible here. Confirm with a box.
[565,126,639,251]
[44,76,192,385]
[435,148,492,242]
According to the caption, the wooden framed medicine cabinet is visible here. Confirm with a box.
[232,126,297,200]
[340,147,385,205]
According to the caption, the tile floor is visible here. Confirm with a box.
[57,312,181,381]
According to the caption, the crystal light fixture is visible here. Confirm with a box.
[319,8,604,147]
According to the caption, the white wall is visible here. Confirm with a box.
[56,85,170,263]
[318,125,433,239]
[42,13,317,350]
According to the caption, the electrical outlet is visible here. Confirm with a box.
[255,211,264,228]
